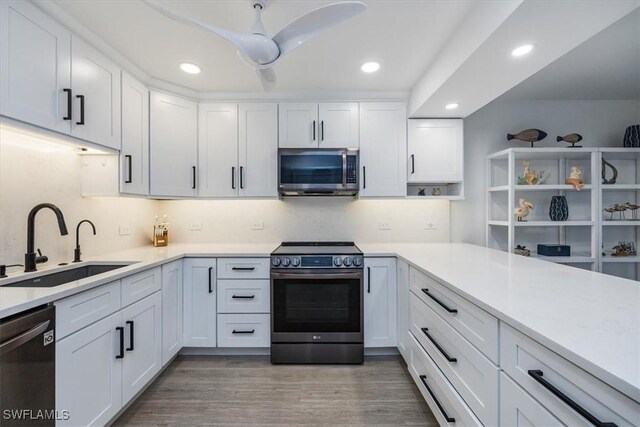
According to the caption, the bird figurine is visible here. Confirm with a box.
[507,129,548,148]
[565,166,585,191]
[603,204,628,220]
[556,133,583,148]
[625,202,639,220]
[514,198,534,221]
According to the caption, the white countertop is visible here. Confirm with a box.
[1,242,638,402]
[360,243,640,403]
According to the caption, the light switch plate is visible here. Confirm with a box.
[251,221,264,230]
[190,223,202,231]
[119,226,130,236]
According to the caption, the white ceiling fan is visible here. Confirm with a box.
[143,0,367,91]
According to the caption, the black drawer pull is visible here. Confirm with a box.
[232,267,255,271]
[76,94,85,125]
[63,88,72,120]
[367,266,371,293]
[421,289,457,313]
[232,295,255,299]
[528,370,617,427]
[125,155,133,183]
[421,328,457,362]
[126,320,134,351]
[208,267,213,294]
[232,329,255,334]
[419,375,455,423]
[115,326,124,359]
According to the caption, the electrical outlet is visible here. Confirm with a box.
[119,226,130,236]
[379,221,391,230]
[190,223,202,231]
[426,222,438,230]
[251,221,264,230]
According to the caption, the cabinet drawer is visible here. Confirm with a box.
[409,267,498,362]
[408,334,482,427]
[217,314,270,347]
[217,258,270,279]
[500,372,564,426]
[217,279,270,314]
[410,294,498,426]
[501,324,639,426]
[121,267,161,307]
[55,280,121,340]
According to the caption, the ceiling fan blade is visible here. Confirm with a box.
[142,0,279,64]
[256,67,277,91]
[272,2,366,58]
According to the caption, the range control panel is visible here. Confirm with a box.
[271,255,363,269]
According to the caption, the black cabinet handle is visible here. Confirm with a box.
[192,166,196,189]
[419,375,455,423]
[76,94,85,125]
[232,329,255,334]
[208,267,213,294]
[232,295,255,299]
[321,120,324,141]
[363,166,366,189]
[528,370,617,427]
[240,166,244,189]
[421,328,457,362]
[232,267,255,271]
[421,289,458,313]
[411,154,415,174]
[125,155,133,183]
[116,326,124,359]
[126,320,134,351]
[232,167,236,190]
[63,88,72,120]
[367,266,371,293]
[312,120,316,141]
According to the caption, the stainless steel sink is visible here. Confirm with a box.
[1,264,131,288]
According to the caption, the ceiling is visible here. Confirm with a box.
[53,0,476,93]
[500,9,640,101]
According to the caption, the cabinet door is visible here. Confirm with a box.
[318,102,359,148]
[239,103,278,197]
[500,373,563,427]
[183,258,217,347]
[162,260,183,365]
[70,35,121,150]
[198,103,238,197]
[396,259,410,361]
[0,0,71,134]
[120,72,148,195]
[56,312,122,427]
[408,119,463,183]
[364,258,397,347]
[121,292,162,403]
[278,102,318,148]
[359,102,407,197]
[150,91,198,197]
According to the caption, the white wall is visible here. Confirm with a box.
[0,131,158,267]
[452,99,640,245]
[160,198,450,244]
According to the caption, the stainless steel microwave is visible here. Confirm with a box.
[278,149,359,196]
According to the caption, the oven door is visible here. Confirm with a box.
[271,270,363,343]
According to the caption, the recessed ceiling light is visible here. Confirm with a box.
[361,62,380,73]
[445,103,459,110]
[511,44,534,57]
[180,62,201,74]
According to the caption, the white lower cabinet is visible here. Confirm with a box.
[161,260,183,364]
[364,257,397,347]
[183,258,217,347]
[396,259,410,361]
[56,312,122,427]
[500,372,564,427]
[217,313,270,348]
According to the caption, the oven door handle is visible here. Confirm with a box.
[270,271,362,280]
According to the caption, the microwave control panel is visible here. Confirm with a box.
[346,155,358,184]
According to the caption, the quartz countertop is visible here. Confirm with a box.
[1,242,638,402]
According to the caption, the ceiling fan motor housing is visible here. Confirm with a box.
[251,0,271,10]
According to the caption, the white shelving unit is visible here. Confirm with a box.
[486,148,599,271]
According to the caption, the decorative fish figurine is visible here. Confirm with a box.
[507,129,548,147]
[556,133,583,148]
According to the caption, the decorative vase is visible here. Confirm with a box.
[623,125,639,148]
[549,196,569,221]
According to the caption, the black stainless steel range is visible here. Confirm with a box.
[270,242,364,364]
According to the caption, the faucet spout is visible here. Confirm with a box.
[25,203,68,272]
[73,219,97,263]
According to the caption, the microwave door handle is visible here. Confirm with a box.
[342,152,347,187]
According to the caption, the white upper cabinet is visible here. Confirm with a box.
[120,72,148,195]
[239,103,278,198]
[279,102,359,149]
[198,103,238,198]
[0,0,71,134]
[359,102,407,197]
[318,102,359,148]
[408,119,463,183]
[70,35,121,150]
[150,91,198,197]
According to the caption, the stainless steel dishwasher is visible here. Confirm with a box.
[0,305,55,426]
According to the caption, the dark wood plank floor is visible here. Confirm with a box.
[113,355,437,426]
